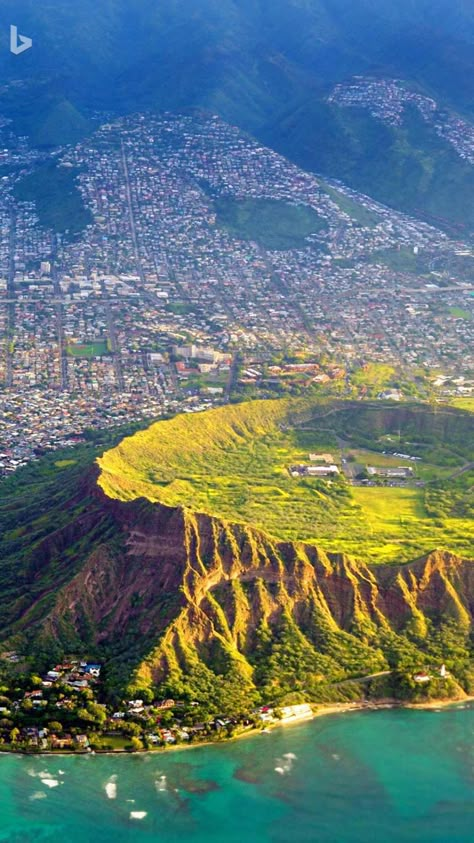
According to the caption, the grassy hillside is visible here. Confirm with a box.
[98,399,474,563]
[214,197,328,250]
[264,103,474,236]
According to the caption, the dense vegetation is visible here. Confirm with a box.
[14,163,92,238]
[142,565,474,716]
[267,103,474,236]
[0,420,151,634]
[214,197,327,250]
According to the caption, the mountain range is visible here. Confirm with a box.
[2,1,474,232]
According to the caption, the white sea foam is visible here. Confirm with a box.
[130,811,147,820]
[42,778,59,788]
[29,791,47,800]
[34,770,51,780]
[275,752,297,775]
[155,775,167,792]
[105,774,118,799]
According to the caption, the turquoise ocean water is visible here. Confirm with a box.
[0,706,473,843]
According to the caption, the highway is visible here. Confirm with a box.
[51,237,68,391]
[101,279,125,391]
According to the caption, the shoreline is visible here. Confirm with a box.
[3,695,473,759]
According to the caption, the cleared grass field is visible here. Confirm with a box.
[67,340,109,358]
[448,307,472,319]
[98,399,474,565]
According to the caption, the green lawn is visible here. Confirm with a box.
[166,302,195,315]
[451,397,474,412]
[367,246,432,274]
[346,448,455,483]
[98,399,474,565]
[67,340,109,358]
[318,180,380,228]
[448,307,472,320]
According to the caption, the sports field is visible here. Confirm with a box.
[67,340,109,358]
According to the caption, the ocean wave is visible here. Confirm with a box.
[275,752,298,775]
[155,775,167,793]
[29,791,47,800]
[105,774,118,799]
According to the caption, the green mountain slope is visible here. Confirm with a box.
[1,2,474,228]
[263,102,474,236]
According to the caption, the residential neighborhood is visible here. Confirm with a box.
[0,111,473,474]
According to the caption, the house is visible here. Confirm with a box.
[367,466,413,479]
[51,735,73,750]
[156,699,175,710]
[378,389,402,401]
[290,464,339,478]
[414,672,431,684]
[160,730,176,744]
[24,690,43,700]
[84,664,102,678]
[46,670,61,681]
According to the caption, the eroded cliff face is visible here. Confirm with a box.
[15,476,473,692]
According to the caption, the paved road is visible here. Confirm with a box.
[121,140,146,286]
[331,670,391,688]
[447,461,474,480]
[51,237,68,391]
[101,279,125,391]
[5,210,16,387]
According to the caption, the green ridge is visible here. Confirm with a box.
[98,399,474,564]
